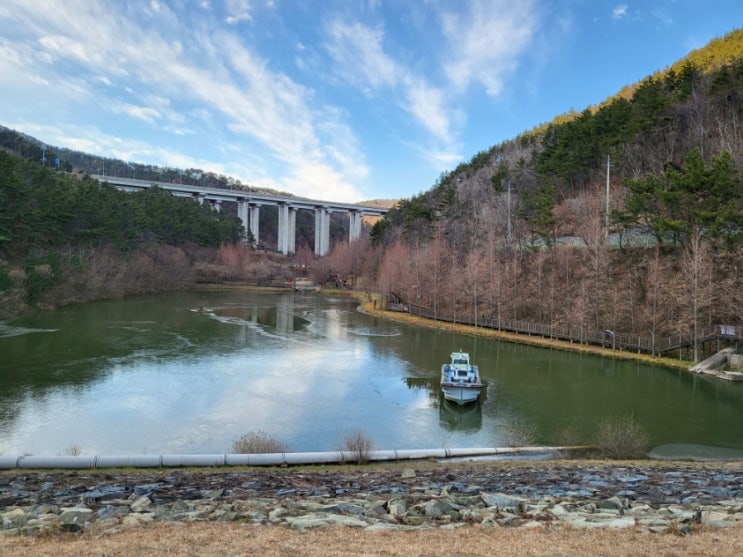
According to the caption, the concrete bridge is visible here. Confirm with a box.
[92,175,389,256]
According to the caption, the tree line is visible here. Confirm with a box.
[0,151,248,314]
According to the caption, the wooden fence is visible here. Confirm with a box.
[395,302,743,358]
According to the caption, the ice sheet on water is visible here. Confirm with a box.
[0,323,57,338]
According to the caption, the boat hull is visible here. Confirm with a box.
[441,384,482,405]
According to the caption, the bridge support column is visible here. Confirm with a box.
[249,205,260,246]
[277,203,294,255]
[288,207,297,254]
[237,200,249,241]
[315,207,330,256]
[349,211,362,242]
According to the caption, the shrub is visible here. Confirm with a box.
[594,415,649,459]
[339,429,373,464]
[230,430,287,454]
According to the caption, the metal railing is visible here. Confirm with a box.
[394,302,742,357]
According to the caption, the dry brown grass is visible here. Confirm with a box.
[3,522,743,557]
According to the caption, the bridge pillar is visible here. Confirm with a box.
[237,200,249,241]
[277,203,293,255]
[249,205,260,246]
[349,211,362,242]
[315,207,330,256]
[288,207,297,254]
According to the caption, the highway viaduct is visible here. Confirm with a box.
[92,175,389,256]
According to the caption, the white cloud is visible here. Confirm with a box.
[406,81,450,142]
[225,0,252,25]
[115,103,161,124]
[325,19,453,145]
[325,20,398,93]
[0,0,369,201]
[612,4,628,20]
[441,0,537,96]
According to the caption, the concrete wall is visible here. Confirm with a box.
[729,353,743,370]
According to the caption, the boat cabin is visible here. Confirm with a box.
[443,351,478,384]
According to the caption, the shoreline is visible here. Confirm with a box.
[351,291,693,371]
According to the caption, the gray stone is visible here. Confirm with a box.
[122,513,155,527]
[387,498,407,517]
[480,492,526,512]
[60,506,94,526]
[130,495,152,512]
[423,499,455,518]
[566,515,635,529]
[268,507,286,523]
[599,496,627,511]
[287,513,369,530]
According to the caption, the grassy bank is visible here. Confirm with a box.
[4,520,742,557]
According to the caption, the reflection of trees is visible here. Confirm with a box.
[402,376,438,391]
[216,303,309,334]
[402,375,440,405]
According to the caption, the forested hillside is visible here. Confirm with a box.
[0,151,281,318]
[351,29,743,358]
[0,125,371,252]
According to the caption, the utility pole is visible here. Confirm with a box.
[507,179,512,248]
[605,155,611,240]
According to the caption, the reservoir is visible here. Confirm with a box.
[1,290,742,456]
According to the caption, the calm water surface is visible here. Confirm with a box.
[1,290,742,456]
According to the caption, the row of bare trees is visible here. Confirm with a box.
[320,183,741,358]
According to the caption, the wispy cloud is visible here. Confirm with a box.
[325,18,454,148]
[441,0,537,96]
[114,103,161,125]
[0,0,368,201]
[325,21,398,93]
[225,0,252,25]
[612,4,629,20]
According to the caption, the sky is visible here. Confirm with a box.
[1,1,741,203]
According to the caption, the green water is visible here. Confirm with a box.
[1,290,741,456]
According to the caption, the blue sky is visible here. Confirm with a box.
[0,1,741,203]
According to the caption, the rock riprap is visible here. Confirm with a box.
[1,462,742,536]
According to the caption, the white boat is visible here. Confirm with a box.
[440,350,483,405]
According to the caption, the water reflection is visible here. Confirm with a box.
[439,399,482,432]
[1,290,743,456]
[213,305,310,333]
